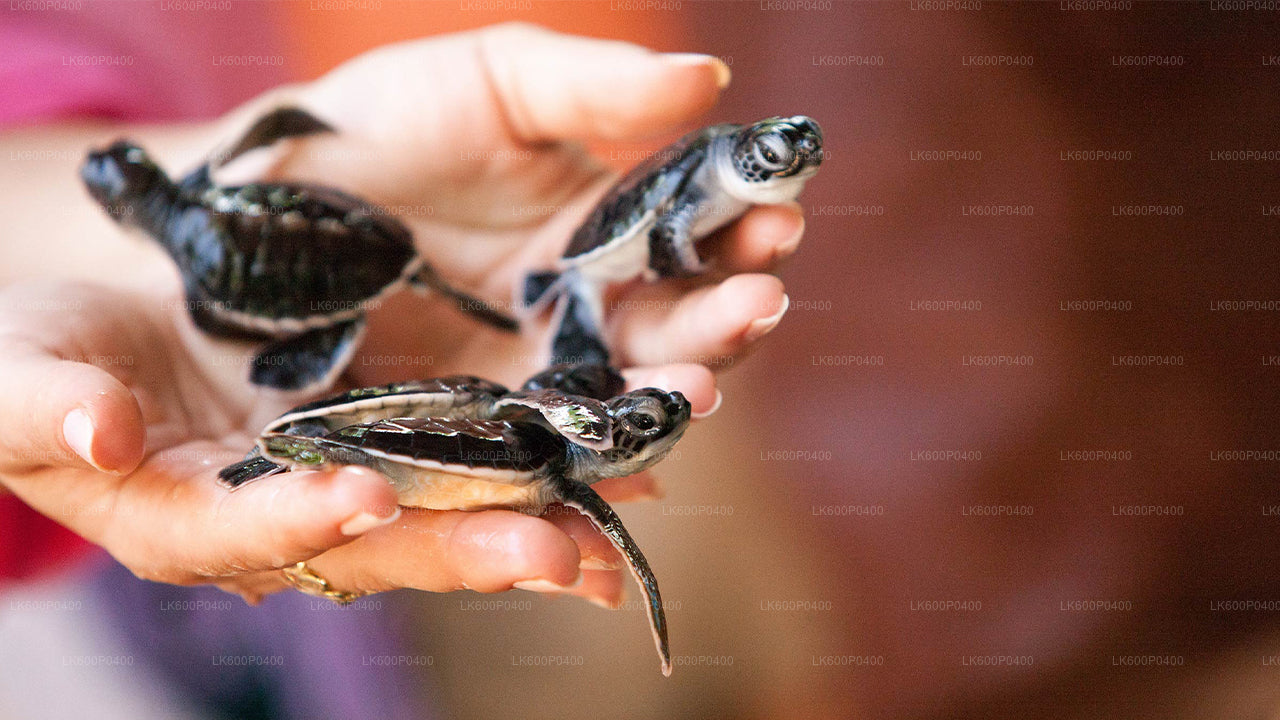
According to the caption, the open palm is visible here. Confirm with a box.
[0,25,804,606]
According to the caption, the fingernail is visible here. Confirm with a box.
[63,409,104,471]
[514,573,584,594]
[743,295,790,344]
[665,53,732,89]
[580,556,621,571]
[340,506,401,536]
[773,215,806,263]
[692,389,723,420]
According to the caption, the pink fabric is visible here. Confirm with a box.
[1,0,294,126]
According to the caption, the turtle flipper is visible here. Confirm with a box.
[494,389,613,451]
[550,476,671,677]
[648,197,706,279]
[250,318,364,391]
[549,290,610,367]
[410,265,519,332]
[215,106,336,169]
[217,451,286,488]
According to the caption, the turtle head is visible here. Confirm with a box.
[521,362,626,401]
[80,140,169,224]
[732,116,824,184]
[588,388,691,478]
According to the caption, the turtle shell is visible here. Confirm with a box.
[169,182,417,322]
[264,376,510,435]
[560,126,729,259]
[262,417,569,510]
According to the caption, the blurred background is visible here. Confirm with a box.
[4,1,1280,718]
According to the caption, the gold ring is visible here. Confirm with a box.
[281,561,367,605]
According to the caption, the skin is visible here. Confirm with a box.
[0,24,802,606]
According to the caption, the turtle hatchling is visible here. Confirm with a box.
[218,362,626,486]
[520,116,823,365]
[81,106,518,391]
[252,386,691,676]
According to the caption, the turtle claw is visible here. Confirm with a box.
[551,476,671,676]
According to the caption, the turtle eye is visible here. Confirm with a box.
[624,411,661,436]
[753,134,793,172]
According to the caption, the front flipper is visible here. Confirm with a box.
[494,390,612,451]
[648,198,706,279]
[216,106,336,169]
[217,451,286,488]
[550,476,671,677]
[250,318,364,391]
[410,265,519,332]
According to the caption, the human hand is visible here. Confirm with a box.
[1,25,807,605]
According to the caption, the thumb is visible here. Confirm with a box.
[0,345,145,475]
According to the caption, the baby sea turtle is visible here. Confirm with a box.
[218,363,626,486]
[81,106,517,392]
[521,116,823,365]
[259,387,691,676]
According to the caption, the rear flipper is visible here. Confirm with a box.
[521,270,562,311]
[411,266,519,332]
[551,476,671,677]
[216,106,336,169]
[549,291,610,367]
[217,451,287,488]
[250,318,364,391]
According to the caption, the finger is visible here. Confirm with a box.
[0,344,145,475]
[101,458,402,582]
[614,275,789,369]
[314,509,583,596]
[477,23,729,144]
[700,202,806,272]
[543,506,624,570]
[593,471,663,503]
[564,569,626,609]
[623,364,721,419]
